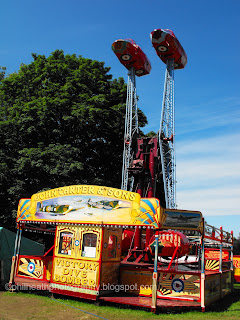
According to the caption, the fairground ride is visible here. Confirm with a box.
[8,29,234,314]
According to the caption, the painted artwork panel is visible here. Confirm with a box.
[17,257,44,279]
[161,209,202,230]
[157,273,200,299]
[35,195,131,224]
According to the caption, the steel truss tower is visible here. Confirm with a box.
[159,58,176,208]
[121,67,138,190]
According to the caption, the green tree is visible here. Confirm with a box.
[0,66,6,81]
[145,130,157,137]
[0,50,147,229]
[234,238,240,255]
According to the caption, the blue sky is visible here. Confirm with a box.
[1,0,240,237]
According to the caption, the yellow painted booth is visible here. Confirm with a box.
[10,185,156,300]
[50,225,122,298]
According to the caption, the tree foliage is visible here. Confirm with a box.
[0,50,147,229]
[145,130,157,137]
[234,238,240,255]
[0,66,6,81]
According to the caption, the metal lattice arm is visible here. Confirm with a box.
[159,58,176,208]
[121,67,138,190]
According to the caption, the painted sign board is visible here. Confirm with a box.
[157,272,200,299]
[17,185,145,226]
[160,208,203,231]
[233,255,240,282]
[51,257,99,289]
[205,249,229,260]
[16,185,162,228]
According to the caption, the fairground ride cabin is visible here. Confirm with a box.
[9,184,234,312]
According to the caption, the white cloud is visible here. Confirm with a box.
[143,96,240,135]
[177,160,240,184]
[176,133,240,219]
[176,132,240,156]
[176,96,240,135]
[177,187,240,216]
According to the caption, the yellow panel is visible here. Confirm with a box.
[52,257,99,289]
[234,256,240,277]
[55,225,102,261]
[17,257,44,279]
[45,261,52,281]
[157,273,200,298]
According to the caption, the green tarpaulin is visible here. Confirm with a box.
[0,227,44,289]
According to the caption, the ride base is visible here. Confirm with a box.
[9,185,234,313]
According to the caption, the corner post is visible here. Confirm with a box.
[200,218,205,311]
[9,224,22,289]
[151,232,159,313]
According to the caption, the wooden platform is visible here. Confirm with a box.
[99,295,201,309]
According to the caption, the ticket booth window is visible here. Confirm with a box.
[82,233,97,258]
[108,235,117,258]
[58,231,73,255]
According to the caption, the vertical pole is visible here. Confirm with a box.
[145,227,153,261]
[148,148,155,198]
[230,231,233,271]
[16,227,22,259]
[201,219,205,273]
[9,228,20,287]
[200,218,205,311]
[9,225,22,288]
[219,226,223,273]
[145,228,152,249]
[231,230,234,292]
[219,226,223,298]
[15,227,22,278]
[151,233,159,312]
[134,227,141,250]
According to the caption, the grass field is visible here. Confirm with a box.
[1,285,240,320]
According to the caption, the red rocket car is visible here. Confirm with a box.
[150,29,187,69]
[148,230,190,258]
[112,39,151,76]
